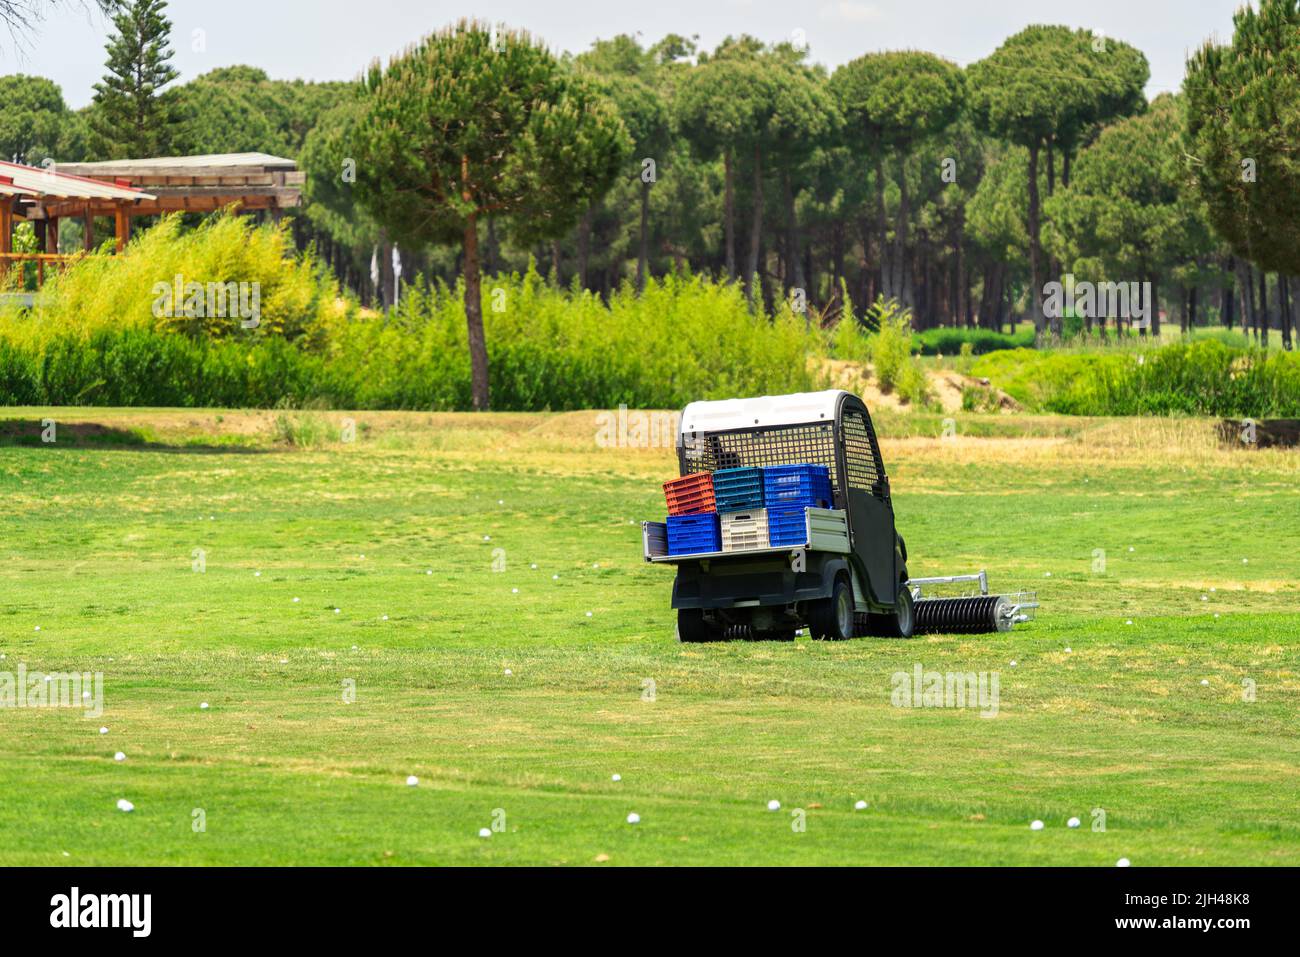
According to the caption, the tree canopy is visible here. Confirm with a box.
[350,20,629,409]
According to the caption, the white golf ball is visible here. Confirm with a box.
[530,564,538,570]
[611,774,621,782]
[854,800,868,811]
[406,775,419,787]
[114,752,125,762]
[426,570,432,575]
[504,669,512,676]
[34,626,40,632]
[1009,660,1017,667]
[334,608,341,614]
[292,597,300,603]
[1117,857,1131,867]
[381,615,389,621]
[1201,679,1210,686]
[511,588,518,594]
[116,799,134,813]
[1030,820,1044,831]
[479,828,492,838]
[585,611,593,618]
[199,702,209,710]
[1125,620,1133,625]
[483,535,491,542]
[498,500,504,506]
[767,800,781,812]
[99,727,108,735]
[552,575,559,580]
[626,813,640,825]
[254,571,261,577]
[1067,817,1081,828]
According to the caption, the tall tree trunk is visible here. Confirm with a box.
[1279,274,1293,351]
[1237,260,1256,342]
[894,152,912,308]
[577,207,593,289]
[550,240,561,286]
[1026,140,1046,336]
[723,148,736,280]
[954,210,967,328]
[783,171,805,297]
[1258,269,1270,350]
[745,143,763,306]
[874,151,891,300]
[463,214,489,412]
[1222,259,1235,329]
[1045,142,1060,294]
[636,180,650,293]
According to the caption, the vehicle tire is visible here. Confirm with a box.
[883,585,915,638]
[808,576,854,641]
[676,608,719,643]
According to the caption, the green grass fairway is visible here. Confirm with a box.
[1,407,1297,865]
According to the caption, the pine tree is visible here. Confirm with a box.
[89,0,180,159]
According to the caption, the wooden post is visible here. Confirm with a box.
[114,206,130,253]
[0,202,12,281]
[83,208,94,252]
[46,217,59,254]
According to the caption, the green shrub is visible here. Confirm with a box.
[27,213,347,345]
[869,300,914,392]
[1,266,823,411]
[913,326,1036,356]
[972,340,1300,417]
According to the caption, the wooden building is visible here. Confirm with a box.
[1,153,303,286]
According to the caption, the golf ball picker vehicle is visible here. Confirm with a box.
[641,390,1037,642]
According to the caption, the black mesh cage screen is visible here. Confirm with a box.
[680,424,840,500]
[840,410,886,500]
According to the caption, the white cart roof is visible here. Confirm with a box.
[679,390,851,439]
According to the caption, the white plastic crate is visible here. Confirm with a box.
[721,508,770,552]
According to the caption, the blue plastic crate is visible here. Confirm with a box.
[666,513,721,555]
[763,464,833,509]
[767,506,810,546]
[712,467,765,512]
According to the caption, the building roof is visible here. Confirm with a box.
[0,160,155,202]
[57,153,298,179]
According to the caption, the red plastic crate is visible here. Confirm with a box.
[663,472,716,516]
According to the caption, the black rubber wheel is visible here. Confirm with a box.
[808,577,854,641]
[884,586,915,638]
[676,608,719,643]
[859,584,916,638]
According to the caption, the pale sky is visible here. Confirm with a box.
[2,0,1241,109]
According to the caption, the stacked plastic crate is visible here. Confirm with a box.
[713,467,767,552]
[764,465,833,546]
[662,473,719,555]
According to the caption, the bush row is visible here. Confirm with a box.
[972,341,1300,417]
